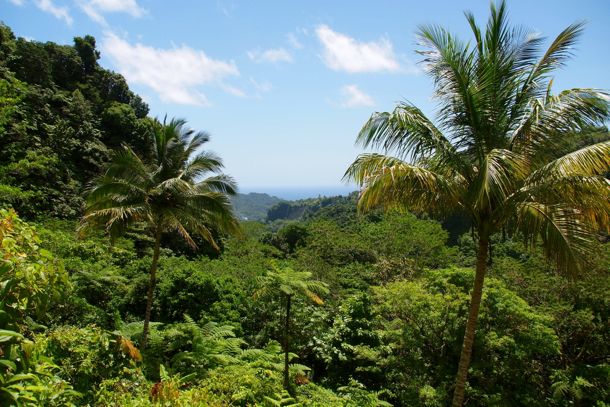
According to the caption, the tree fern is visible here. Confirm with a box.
[263,390,301,407]
[255,263,328,390]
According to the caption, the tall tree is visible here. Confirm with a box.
[255,264,329,391]
[81,118,240,347]
[344,2,610,405]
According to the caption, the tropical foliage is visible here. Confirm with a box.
[345,1,610,404]
[255,264,329,390]
[81,117,240,346]
[0,2,609,405]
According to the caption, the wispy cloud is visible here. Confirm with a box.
[247,47,293,64]
[286,33,303,50]
[221,84,247,98]
[249,77,272,99]
[8,0,25,6]
[341,85,374,107]
[316,24,400,73]
[102,33,240,106]
[79,0,145,26]
[35,0,73,25]
[250,78,272,93]
[217,0,235,17]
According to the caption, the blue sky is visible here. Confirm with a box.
[3,0,610,193]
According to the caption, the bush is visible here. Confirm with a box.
[41,325,141,403]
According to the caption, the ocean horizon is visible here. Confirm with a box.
[239,185,358,201]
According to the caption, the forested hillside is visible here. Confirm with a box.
[0,24,152,219]
[1,3,610,406]
[232,192,285,221]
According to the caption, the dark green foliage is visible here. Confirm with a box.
[154,256,246,325]
[101,101,154,157]
[73,35,99,74]
[266,193,358,224]
[359,212,457,272]
[263,222,310,255]
[268,201,308,222]
[9,38,53,86]
[0,24,149,219]
[312,294,381,387]
[0,16,608,406]
[5,193,610,405]
[299,220,377,267]
[232,192,285,221]
[0,209,78,405]
[488,239,610,405]
[43,42,83,88]
[372,268,560,406]
[41,326,140,403]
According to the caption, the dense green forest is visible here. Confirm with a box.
[232,193,285,221]
[1,2,610,406]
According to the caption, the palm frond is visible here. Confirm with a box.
[345,2,608,282]
[345,153,463,216]
[524,22,585,91]
[357,104,464,167]
[184,131,211,158]
[520,176,610,230]
[514,89,610,157]
[515,202,597,273]
[473,148,529,211]
[197,174,238,195]
[103,145,151,182]
[82,116,239,250]
[182,152,224,181]
[527,140,610,183]
[256,265,329,305]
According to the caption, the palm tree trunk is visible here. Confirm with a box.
[142,229,162,348]
[283,294,292,390]
[452,232,489,406]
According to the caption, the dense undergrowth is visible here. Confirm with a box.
[0,15,609,406]
[2,205,609,406]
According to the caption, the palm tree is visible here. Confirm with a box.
[254,264,329,390]
[81,117,240,348]
[344,2,610,405]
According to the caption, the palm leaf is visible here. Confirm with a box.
[345,153,463,216]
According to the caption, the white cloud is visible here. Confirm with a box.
[250,78,272,93]
[217,0,235,17]
[79,0,145,26]
[286,33,303,50]
[247,48,293,64]
[316,25,400,73]
[341,85,374,108]
[221,84,247,98]
[8,0,25,6]
[101,33,240,106]
[35,0,73,25]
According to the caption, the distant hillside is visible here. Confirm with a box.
[231,192,284,220]
[266,193,358,224]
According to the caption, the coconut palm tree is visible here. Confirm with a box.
[81,117,240,348]
[344,2,610,405]
[254,264,329,390]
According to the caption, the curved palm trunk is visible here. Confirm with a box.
[283,294,292,391]
[142,229,162,348]
[452,233,489,406]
